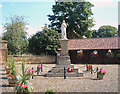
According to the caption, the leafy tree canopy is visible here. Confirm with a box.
[2,15,28,55]
[28,28,60,55]
[92,25,118,38]
[48,1,94,39]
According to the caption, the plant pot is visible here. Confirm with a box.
[98,74,104,80]
[17,91,29,94]
[8,79,17,86]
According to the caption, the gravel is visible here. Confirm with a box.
[0,64,119,93]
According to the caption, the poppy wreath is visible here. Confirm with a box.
[67,67,73,72]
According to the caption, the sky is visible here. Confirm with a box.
[0,0,119,37]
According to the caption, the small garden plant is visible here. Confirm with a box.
[97,68,107,75]
[5,59,12,74]
[5,59,11,69]
[45,89,55,94]
[14,62,33,93]
[87,64,92,71]
[7,59,17,80]
[25,67,35,80]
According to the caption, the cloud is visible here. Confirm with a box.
[89,0,118,8]
[92,19,118,30]
[0,4,2,8]
[25,25,37,38]
[25,25,43,38]
[0,25,5,37]
[88,0,118,30]
[0,25,44,38]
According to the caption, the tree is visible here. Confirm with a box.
[91,30,98,38]
[2,15,28,55]
[28,28,60,55]
[92,25,118,38]
[48,1,94,39]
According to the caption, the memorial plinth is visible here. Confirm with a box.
[45,39,83,77]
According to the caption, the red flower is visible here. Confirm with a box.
[8,74,16,79]
[88,65,92,68]
[11,75,14,77]
[12,76,15,79]
[4,66,7,69]
[8,74,12,77]
[21,85,28,88]
[24,86,28,88]
[96,54,99,56]
[18,84,20,86]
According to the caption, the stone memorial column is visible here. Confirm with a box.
[45,20,83,77]
[57,39,71,66]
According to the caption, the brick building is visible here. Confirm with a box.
[68,37,120,64]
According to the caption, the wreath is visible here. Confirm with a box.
[91,50,99,58]
[106,49,113,58]
[77,50,84,59]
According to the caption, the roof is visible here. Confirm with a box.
[0,40,8,43]
[68,37,120,50]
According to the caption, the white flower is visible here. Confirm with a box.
[6,66,9,69]
[108,49,112,53]
[77,50,83,54]
[16,75,22,80]
[93,50,98,55]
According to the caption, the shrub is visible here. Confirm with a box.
[45,89,55,94]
